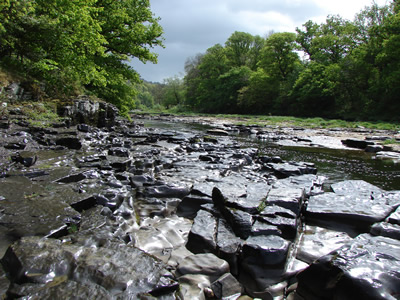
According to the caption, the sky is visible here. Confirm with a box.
[130,0,390,82]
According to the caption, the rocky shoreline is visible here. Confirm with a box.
[0,102,400,299]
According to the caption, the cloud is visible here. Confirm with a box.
[130,0,389,82]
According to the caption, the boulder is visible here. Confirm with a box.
[296,234,400,300]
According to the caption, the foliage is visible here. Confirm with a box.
[0,0,163,110]
[181,1,399,122]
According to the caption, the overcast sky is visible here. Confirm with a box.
[130,0,389,82]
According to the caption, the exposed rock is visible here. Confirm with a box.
[55,136,82,150]
[370,222,400,240]
[296,226,353,264]
[0,264,9,300]
[177,194,213,219]
[341,138,375,149]
[176,253,230,282]
[142,184,190,199]
[59,97,118,128]
[206,129,229,136]
[0,236,177,299]
[306,181,399,235]
[0,176,80,238]
[296,234,400,300]
[186,209,217,254]
[211,273,242,300]
[387,205,400,225]
[266,162,317,179]
[216,218,241,275]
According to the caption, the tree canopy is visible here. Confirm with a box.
[0,0,163,112]
[180,1,399,121]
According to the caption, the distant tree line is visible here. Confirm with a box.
[0,0,163,113]
[140,1,399,121]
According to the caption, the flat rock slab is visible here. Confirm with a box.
[176,253,230,283]
[0,176,81,238]
[1,236,176,298]
[296,234,400,300]
[306,180,399,234]
[296,225,353,264]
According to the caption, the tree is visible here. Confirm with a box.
[0,0,164,113]
[296,16,357,64]
[225,31,264,70]
[161,76,185,108]
[259,32,300,80]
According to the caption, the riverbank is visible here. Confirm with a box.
[0,102,400,299]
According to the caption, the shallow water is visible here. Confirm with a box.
[144,119,400,191]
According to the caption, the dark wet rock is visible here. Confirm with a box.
[70,196,98,212]
[108,147,129,157]
[240,235,291,290]
[0,264,9,299]
[365,144,384,153]
[295,234,400,300]
[177,194,213,219]
[56,172,87,183]
[256,214,297,240]
[0,120,9,129]
[266,184,305,216]
[259,205,297,220]
[59,97,118,128]
[186,209,217,254]
[77,123,92,133]
[129,174,155,187]
[55,136,82,150]
[4,142,26,150]
[252,221,282,237]
[330,179,383,196]
[206,129,229,136]
[176,253,230,282]
[223,207,253,240]
[306,181,399,235]
[296,226,353,264]
[267,162,317,179]
[216,218,241,275]
[225,183,270,214]
[107,156,131,172]
[0,176,80,238]
[387,205,400,225]
[9,279,110,300]
[242,235,290,267]
[11,153,37,167]
[341,138,375,149]
[178,274,211,299]
[1,236,177,299]
[370,222,400,240]
[143,184,190,199]
[211,273,242,299]
[276,174,325,197]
